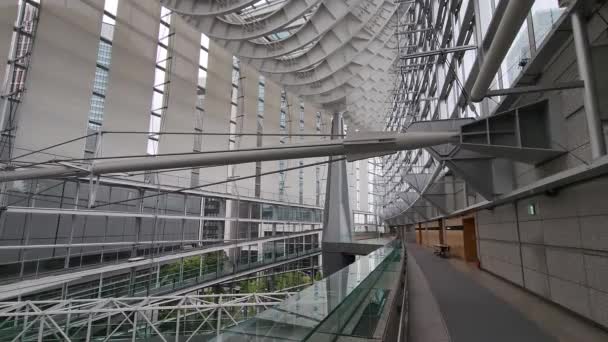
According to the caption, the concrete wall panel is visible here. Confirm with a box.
[259,78,282,201]
[584,254,608,293]
[590,289,608,328]
[158,15,199,186]
[477,221,518,242]
[579,215,608,252]
[13,0,104,160]
[549,276,591,318]
[542,218,581,248]
[282,92,300,203]
[102,0,160,158]
[521,245,547,273]
[574,178,608,216]
[518,220,543,243]
[302,103,318,206]
[546,248,586,285]
[481,254,523,285]
[523,268,550,297]
[359,159,369,212]
[200,40,232,191]
[477,176,608,328]
[232,62,259,196]
[536,189,579,220]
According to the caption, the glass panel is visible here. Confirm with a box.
[197,68,207,88]
[97,40,113,67]
[204,197,226,217]
[218,242,399,340]
[501,21,531,88]
[153,68,166,92]
[156,45,168,65]
[92,67,109,95]
[151,90,164,111]
[478,0,495,38]
[104,0,119,15]
[148,115,161,134]
[185,196,201,215]
[147,139,159,155]
[531,1,565,48]
[199,50,208,69]
[201,34,209,49]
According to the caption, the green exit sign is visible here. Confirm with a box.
[527,203,537,216]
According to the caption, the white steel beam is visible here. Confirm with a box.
[0,131,457,182]
[470,0,535,101]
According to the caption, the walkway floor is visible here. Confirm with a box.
[407,251,450,342]
[406,243,608,342]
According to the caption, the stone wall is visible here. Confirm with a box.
[476,175,608,328]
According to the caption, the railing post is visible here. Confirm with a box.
[175,309,180,342]
[86,313,93,342]
[37,315,44,342]
[216,295,223,337]
[131,311,138,342]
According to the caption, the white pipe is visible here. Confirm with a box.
[470,0,535,102]
[0,132,457,182]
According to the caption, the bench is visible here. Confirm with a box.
[433,244,450,258]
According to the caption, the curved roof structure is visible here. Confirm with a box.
[161,0,408,130]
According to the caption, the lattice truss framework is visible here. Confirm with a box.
[377,0,472,219]
[0,293,294,341]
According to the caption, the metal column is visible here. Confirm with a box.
[321,112,355,276]
[571,8,607,158]
[470,0,535,102]
[321,112,352,245]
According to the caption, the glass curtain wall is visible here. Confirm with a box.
[84,0,119,157]
[380,0,567,217]
[147,7,173,155]
[191,34,210,186]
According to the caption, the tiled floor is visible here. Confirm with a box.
[406,243,608,342]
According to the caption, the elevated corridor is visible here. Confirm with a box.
[0,239,404,341]
[406,243,608,342]
[407,243,553,342]
[217,240,404,341]
[0,230,321,301]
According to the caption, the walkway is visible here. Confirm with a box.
[0,248,320,300]
[406,243,608,342]
[407,250,450,342]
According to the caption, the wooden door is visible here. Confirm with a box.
[463,217,478,262]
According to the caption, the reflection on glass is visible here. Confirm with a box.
[501,22,531,89]
[216,242,400,341]
[531,0,565,48]
[478,0,496,38]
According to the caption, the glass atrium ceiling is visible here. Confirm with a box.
[223,0,318,44]
[164,0,401,131]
